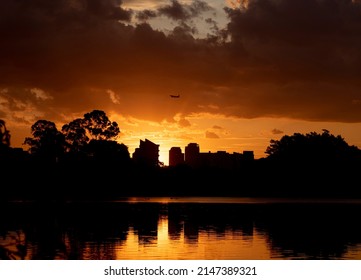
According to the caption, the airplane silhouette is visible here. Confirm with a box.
[170,94,180,98]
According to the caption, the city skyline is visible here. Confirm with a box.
[133,138,254,166]
[2,115,359,166]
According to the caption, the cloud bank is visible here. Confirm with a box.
[1,0,361,126]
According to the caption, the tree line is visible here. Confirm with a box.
[1,109,130,166]
[1,110,361,199]
[1,110,361,165]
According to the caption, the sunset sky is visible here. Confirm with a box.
[1,0,361,165]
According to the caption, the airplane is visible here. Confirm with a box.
[170,94,180,98]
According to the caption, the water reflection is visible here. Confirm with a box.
[1,199,361,260]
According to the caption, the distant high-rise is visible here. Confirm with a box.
[185,143,200,167]
[169,147,184,166]
[132,139,159,167]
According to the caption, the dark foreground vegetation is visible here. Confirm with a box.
[2,157,360,200]
[1,111,361,201]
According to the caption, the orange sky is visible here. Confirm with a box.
[1,0,361,165]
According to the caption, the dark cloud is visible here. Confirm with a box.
[1,0,361,127]
[0,0,132,33]
[188,0,213,17]
[206,131,220,139]
[213,125,223,130]
[158,0,188,20]
[271,128,284,135]
[170,22,198,37]
[158,0,212,21]
[136,9,157,21]
[225,0,361,79]
[178,118,191,127]
[205,17,219,33]
[0,0,134,90]
[86,0,132,20]
[220,0,361,121]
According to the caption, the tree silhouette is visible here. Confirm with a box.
[86,139,130,164]
[82,110,120,141]
[0,120,10,148]
[61,118,88,153]
[265,129,361,162]
[62,110,120,151]
[23,120,66,163]
[22,110,127,167]
[61,110,127,163]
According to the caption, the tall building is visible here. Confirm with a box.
[169,147,184,166]
[132,139,160,167]
[184,143,200,168]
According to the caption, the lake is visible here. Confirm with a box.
[1,197,361,260]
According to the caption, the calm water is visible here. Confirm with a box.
[1,197,361,260]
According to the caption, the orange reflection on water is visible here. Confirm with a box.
[114,212,274,260]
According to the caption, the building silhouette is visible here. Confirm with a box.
[132,139,160,167]
[170,143,254,169]
[197,151,253,169]
[184,143,200,168]
[169,147,184,167]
